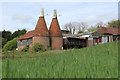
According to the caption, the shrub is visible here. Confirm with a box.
[3,37,18,52]
[32,43,44,52]
[78,31,85,34]
[47,46,53,50]
[21,45,29,52]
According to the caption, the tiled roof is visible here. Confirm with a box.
[35,17,49,36]
[49,18,62,37]
[99,27,120,35]
[18,30,35,40]
[18,17,49,40]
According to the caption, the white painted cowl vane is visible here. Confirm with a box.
[53,9,57,18]
[40,8,44,17]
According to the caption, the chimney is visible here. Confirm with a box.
[53,9,57,18]
[40,8,44,17]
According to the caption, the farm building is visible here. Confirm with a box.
[92,27,120,46]
[17,8,63,51]
[17,8,120,51]
[62,27,120,49]
[62,32,94,49]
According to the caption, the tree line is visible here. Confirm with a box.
[2,29,27,48]
[64,20,119,34]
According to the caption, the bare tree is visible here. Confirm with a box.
[64,22,88,34]
[64,22,73,34]
[77,22,88,32]
[72,22,78,34]
[95,21,104,28]
[64,22,78,34]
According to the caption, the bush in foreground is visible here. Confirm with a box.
[3,37,18,52]
[32,43,44,52]
[21,45,29,52]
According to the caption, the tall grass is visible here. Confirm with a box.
[2,41,118,78]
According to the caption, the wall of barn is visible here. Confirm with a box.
[32,36,49,50]
[93,38,99,46]
[113,35,120,41]
[101,36,108,44]
[51,37,63,50]
[87,37,93,47]
[17,38,32,51]
[63,38,87,49]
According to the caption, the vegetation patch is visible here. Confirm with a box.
[21,45,29,52]
[3,37,18,52]
[32,43,45,52]
[2,41,119,78]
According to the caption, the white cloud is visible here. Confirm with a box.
[82,12,117,27]
[83,15,98,23]
[1,15,36,32]
[12,14,35,24]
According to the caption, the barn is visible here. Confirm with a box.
[92,27,120,45]
[17,8,63,51]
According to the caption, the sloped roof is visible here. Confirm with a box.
[49,18,62,37]
[35,17,49,36]
[18,17,49,40]
[99,27,120,35]
[18,30,35,40]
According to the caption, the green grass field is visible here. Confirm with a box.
[2,41,118,78]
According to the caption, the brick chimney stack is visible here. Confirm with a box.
[49,9,63,50]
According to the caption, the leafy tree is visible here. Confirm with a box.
[2,38,7,48]
[2,29,27,48]
[3,37,18,51]
[107,20,119,28]
[2,30,12,41]
[78,31,85,34]
[2,30,12,48]
[12,29,27,38]
[87,26,98,32]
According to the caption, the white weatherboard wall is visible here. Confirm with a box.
[109,36,113,42]
[88,37,93,40]
[102,36,108,44]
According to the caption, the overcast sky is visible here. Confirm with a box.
[1,2,118,32]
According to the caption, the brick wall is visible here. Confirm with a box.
[18,46,25,51]
[17,38,32,51]
[32,36,49,50]
[51,37,63,50]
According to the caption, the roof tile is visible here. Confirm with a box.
[49,18,62,37]
[100,27,120,35]
[18,17,49,40]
